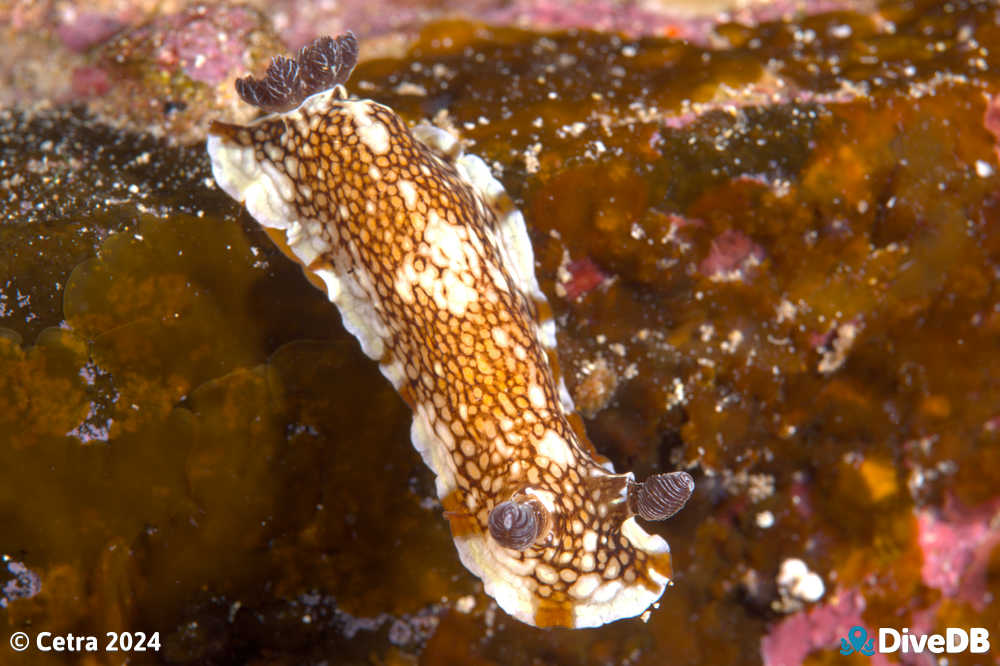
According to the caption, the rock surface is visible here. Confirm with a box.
[2,1,999,664]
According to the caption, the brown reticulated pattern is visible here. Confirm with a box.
[224,94,670,620]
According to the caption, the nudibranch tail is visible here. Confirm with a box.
[207,33,694,629]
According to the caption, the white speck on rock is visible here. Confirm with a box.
[776,557,825,607]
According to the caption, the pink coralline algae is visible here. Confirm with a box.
[560,256,610,301]
[698,228,766,282]
[763,496,1000,665]
[917,496,1000,610]
[985,95,1000,163]
[761,588,894,666]
[155,6,261,86]
[70,66,111,98]
[56,11,126,53]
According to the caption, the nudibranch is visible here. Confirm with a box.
[206,33,694,628]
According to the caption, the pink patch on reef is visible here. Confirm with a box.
[665,212,703,231]
[71,66,111,98]
[917,495,1000,610]
[56,11,125,52]
[985,95,1000,164]
[764,496,1000,666]
[562,256,609,301]
[761,588,893,666]
[156,7,259,86]
[699,228,765,282]
[807,326,835,350]
[984,96,1000,140]
[788,480,814,520]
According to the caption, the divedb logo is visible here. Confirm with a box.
[840,625,991,656]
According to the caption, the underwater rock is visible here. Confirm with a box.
[2,0,1000,662]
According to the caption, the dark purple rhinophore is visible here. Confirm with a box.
[629,471,695,521]
[235,32,359,113]
[488,498,546,550]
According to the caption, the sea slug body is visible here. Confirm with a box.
[206,32,693,628]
